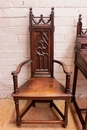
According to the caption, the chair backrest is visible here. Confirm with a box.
[29,7,54,78]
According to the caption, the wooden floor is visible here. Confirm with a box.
[0,98,86,130]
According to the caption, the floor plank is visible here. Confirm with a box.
[0,98,86,130]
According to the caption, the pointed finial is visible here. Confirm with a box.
[77,14,82,36]
[30,7,32,13]
[51,7,54,11]
[40,14,43,18]
[78,14,82,26]
[79,14,82,21]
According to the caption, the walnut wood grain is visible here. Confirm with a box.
[12,77,71,99]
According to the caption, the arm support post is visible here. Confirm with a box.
[11,60,32,94]
[53,60,71,94]
[65,74,71,94]
[13,75,18,94]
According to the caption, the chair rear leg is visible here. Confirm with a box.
[14,100,21,127]
[32,100,36,107]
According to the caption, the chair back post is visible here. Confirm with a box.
[50,7,54,77]
[29,7,32,32]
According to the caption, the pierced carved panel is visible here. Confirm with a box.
[32,14,51,24]
[29,7,54,25]
[81,29,87,36]
[35,30,50,71]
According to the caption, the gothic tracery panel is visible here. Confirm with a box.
[35,30,50,71]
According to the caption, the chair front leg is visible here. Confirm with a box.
[63,101,69,128]
[14,100,21,127]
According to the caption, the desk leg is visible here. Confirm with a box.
[72,65,87,130]
[84,110,87,130]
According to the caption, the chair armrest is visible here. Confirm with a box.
[53,59,72,94]
[11,60,32,75]
[53,60,72,75]
[11,60,32,94]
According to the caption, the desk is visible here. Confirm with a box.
[72,14,87,130]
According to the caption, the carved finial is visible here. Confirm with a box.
[78,14,82,22]
[40,14,43,18]
[78,14,82,28]
[30,7,32,13]
[51,7,54,15]
[51,7,54,11]
[77,14,82,36]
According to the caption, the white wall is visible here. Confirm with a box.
[0,0,87,98]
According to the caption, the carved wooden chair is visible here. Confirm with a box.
[11,7,72,127]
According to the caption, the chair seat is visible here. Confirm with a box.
[12,78,72,100]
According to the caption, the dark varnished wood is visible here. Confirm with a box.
[12,78,71,99]
[12,60,32,75]
[12,7,72,127]
[12,60,32,93]
[29,7,54,78]
[72,14,87,130]
[53,60,72,74]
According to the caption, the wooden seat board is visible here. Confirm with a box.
[12,78,71,98]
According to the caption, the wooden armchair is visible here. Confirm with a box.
[11,7,72,127]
